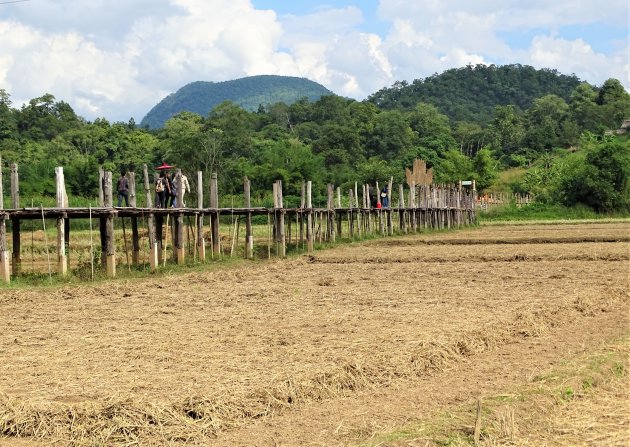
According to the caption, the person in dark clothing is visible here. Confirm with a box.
[117,172,129,207]
[155,171,169,208]
[369,186,377,208]
[381,186,389,208]
[167,172,177,207]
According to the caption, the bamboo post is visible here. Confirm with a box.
[129,172,140,265]
[10,163,20,276]
[354,182,361,238]
[197,171,206,262]
[398,184,406,233]
[244,176,253,259]
[327,183,335,242]
[336,186,342,239]
[143,165,158,270]
[306,181,313,253]
[0,157,8,283]
[387,177,394,235]
[175,169,184,264]
[103,171,116,277]
[348,189,354,238]
[210,173,220,256]
[98,167,104,207]
[55,167,68,276]
[299,181,305,249]
[276,180,286,257]
[410,182,417,233]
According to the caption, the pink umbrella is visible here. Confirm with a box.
[155,162,174,170]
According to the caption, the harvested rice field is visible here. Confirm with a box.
[0,221,628,446]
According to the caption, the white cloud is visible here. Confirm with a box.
[527,36,628,86]
[0,0,627,122]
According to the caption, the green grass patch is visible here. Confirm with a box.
[478,202,629,222]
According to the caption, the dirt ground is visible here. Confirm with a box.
[0,222,628,446]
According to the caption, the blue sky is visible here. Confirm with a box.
[0,0,627,122]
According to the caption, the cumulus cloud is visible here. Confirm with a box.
[0,0,626,122]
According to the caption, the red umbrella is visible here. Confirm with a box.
[155,162,174,170]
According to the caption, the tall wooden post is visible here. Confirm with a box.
[0,157,8,282]
[306,181,313,253]
[103,171,115,277]
[128,172,140,265]
[275,180,286,257]
[336,186,342,239]
[98,167,104,207]
[143,165,158,270]
[410,182,417,233]
[55,167,68,276]
[398,184,406,233]
[10,163,20,276]
[348,189,354,238]
[210,173,220,257]
[175,169,185,264]
[196,171,205,262]
[387,177,394,235]
[299,181,305,248]
[244,176,253,259]
[327,183,335,242]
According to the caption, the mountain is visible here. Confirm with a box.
[140,75,334,129]
[367,64,584,125]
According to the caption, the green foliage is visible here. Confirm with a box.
[0,66,628,218]
[368,64,582,125]
[434,149,473,184]
[555,141,630,212]
[479,202,603,222]
[140,75,334,129]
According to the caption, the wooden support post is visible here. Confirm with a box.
[306,181,313,253]
[349,189,354,239]
[210,173,220,257]
[410,182,417,233]
[196,171,205,262]
[299,181,305,248]
[129,172,140,265]
[103,171,115,277]
[10,163,20,276]
[175,169,185,264]
[336,187,342,239]
[0,157,8,283]
[276,180,286,257]
[98,166,104,207]
[399,184,406,233]
[327,183,335,242]
[387,177,394,235]
[244,176,253,259]
[55,167,68,276]
[0,215,8,283]
[143,165,158,270]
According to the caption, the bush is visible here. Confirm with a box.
[555,141,630,212]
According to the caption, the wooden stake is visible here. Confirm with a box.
[244,176,253,259]
[0,157,8,283]
[89,205,94,281]
[40,205,51,281]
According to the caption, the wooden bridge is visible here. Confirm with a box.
[0,162,477,282]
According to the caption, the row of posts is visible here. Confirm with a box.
[0,162,476,282]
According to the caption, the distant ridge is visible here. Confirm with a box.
[140,75,334,129]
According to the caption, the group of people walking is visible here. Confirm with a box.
[154,170,190,208]
[116,166,190,208]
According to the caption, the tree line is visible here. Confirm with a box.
[0,66,628,211]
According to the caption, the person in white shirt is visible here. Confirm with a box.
[180,173,191,206]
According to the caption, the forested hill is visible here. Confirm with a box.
[367,64,583,125]
[140,75,334,129]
